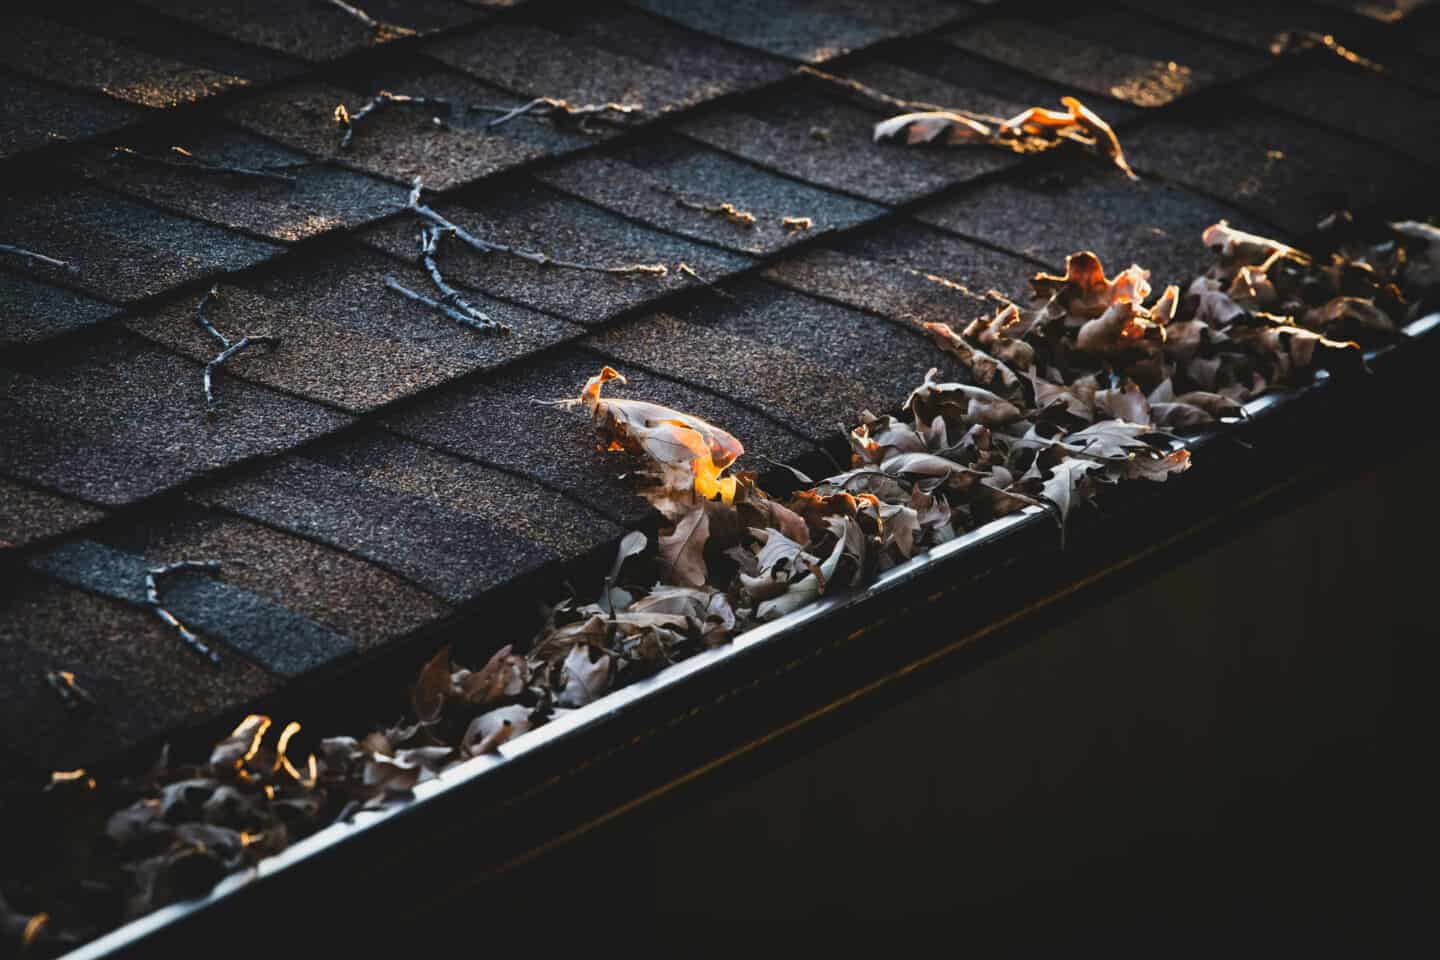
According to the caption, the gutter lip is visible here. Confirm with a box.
[61,311,1440,960]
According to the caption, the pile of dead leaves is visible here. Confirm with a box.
[10,216,1437,955]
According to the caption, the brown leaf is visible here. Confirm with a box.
[411,645,451,724]
[659,506,711,587]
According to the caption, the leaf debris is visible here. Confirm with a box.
[44,670,94,710]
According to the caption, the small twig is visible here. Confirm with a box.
[781,216,813,232]
[145,560,232,663]
[192,287,281,411]
[798,65,1007,127]
[325,0,379,29]
[194,285,229,348]
[406,178,668,276]
[205,336,278,411]
[479,97,641,134]
[0,243,71,270]
[335,91,452,150]
[677,262,732,299]
[110,146,297,183]
[45,670,94,710]
[413,226,508,332]
[385,277,507,332]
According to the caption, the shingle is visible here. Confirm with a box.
[305,431,624,561]
[678,82,1018,205]
[837,219,1039,280]
[764,235,1030,325]
[561,8,792,97]
[193,454,563,605]
[0,331,352,506]
[0,272,121,345]
[0,573,279,773]
[0,480,106,551]
[1049,10,1269,85]
[1127,1,1364,53]
[0,184,282,304]
[381,348,817,525]
[585,278,972,442]
[631,0,967,62]
[72,125,408,243]
[1121,104,1407,235]
[0,15,250,109]
[357,182,751,324]
[913,169,1271,286]
[534,136,886,256]
[226,73,581,191]
[178,247,582,411]
[0,74,146,161]
[943,17,1220,108]
[1247,60,1440,164]
[136,0,480,63]
[424,23,693,109]
[103,504,453,650]
[38,0,308,85]
[29,539,357,677]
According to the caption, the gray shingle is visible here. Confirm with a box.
[0,184,282,304]
[0,331,352,506]
[535,136,886,255]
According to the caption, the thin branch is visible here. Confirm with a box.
[676,262,732,299]
[0,243,71,270]
[194,285,230,348]
[406,178,667,276]
[416,226,508,332]
[205,336,278,411]
[668,193,757,228]
[193,287,280,411]
[384,277,506,332]
[335,91,452,150]
[326,0,379,27]
[479,97,641,133]
[44,670,94,710]
[145,560,232,664]
[110,146,298,183]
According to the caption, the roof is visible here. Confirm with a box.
[2,0,1438,784]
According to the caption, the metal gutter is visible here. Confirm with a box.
[63,311,1440,959]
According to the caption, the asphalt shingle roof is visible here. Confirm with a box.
[2,0,1436,783]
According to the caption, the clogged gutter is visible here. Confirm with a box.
[11,207,1438,954]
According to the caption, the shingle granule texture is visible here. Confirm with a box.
[0,332,352,506]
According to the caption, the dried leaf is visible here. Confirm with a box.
[557,645,612,708]
[659,507,711,587]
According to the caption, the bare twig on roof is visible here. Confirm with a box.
[0,243,72,270]
[676,262,733,299]
[415,225,508,331]
[204,335,278,410]
[44,670,94,710]
[334,91,452,149]
[145,560,231,664]
[405,178,668,276]
[384,276,506,332]
[193,286,281,412]
[476,97,642,134]
[674,197,756,227]
[110,146,298,183]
